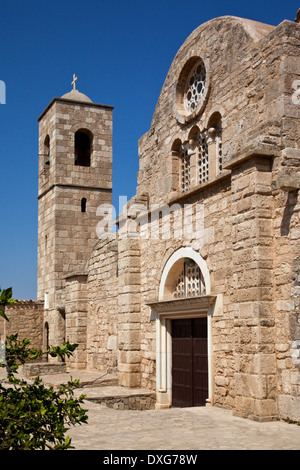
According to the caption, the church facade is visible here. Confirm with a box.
[2,13,300,423]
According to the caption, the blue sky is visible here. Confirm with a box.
[0,0,299,300]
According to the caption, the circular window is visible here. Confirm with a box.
[175,55,209,124]
[184,60,206,114]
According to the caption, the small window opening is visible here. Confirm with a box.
[75,130,92,166]
[44,135,50,166]
[44,292,49,309]
[81,198,87,213]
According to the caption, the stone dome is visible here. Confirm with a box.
[61,88,93,103]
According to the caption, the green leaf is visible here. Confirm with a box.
[0,308,9,322]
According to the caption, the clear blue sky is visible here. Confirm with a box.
[0,0,298,300]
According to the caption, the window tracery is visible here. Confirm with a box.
[198,132,209,185]
[181,147,191,192]
[184,60,206,114]
[173,260,206,299]
[174,115,223,194]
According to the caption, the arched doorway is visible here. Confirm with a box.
[148,247,216,409]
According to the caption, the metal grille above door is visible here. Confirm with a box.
[172,317,208,407]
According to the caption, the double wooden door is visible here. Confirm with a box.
[172,317,208,407]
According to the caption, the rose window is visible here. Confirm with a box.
[184,61,206,114]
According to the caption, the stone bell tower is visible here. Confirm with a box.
[37,76,113,346]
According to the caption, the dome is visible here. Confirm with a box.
[61,88,93,103]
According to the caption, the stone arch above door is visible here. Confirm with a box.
[159,247,210,300]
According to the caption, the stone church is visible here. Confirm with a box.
[2,12,300,423]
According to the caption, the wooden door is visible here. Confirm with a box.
[172,317,208,407]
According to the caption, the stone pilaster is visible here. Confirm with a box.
[64,274,88,369]
[230,155,278,421]
[117,236,141,387]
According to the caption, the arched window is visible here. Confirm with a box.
[170,139,182,193]
[175,127,210,193]
[172,258,206,299]
[81,197,87,213]
[187,126,209,186]
[159,247,210,301]
[198,131,209,184]
[181,145,191,192]
[74,129,92,166]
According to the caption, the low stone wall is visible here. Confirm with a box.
[88,392,156,411]
[22,362,66,377]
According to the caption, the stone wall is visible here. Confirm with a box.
[64,274,88,369]
[229,156,276,421]
[64,14,300,423]
[121,15,300,421]
[134,179,234,398]
[88,392,156,411]
[273,185,300,422]
[86,238,119,373]
[37,96,113,348]
[0,301,44,351]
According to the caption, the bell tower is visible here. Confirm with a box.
[37,77,113,345]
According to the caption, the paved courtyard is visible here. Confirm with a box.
[2,368,300,451]
[68,399,300,451]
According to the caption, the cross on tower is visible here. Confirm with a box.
[71,74,77,90]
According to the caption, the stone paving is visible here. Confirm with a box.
[2,368,300,451]
[68,399,300,451]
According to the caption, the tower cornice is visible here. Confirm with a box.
[37,97,114,122]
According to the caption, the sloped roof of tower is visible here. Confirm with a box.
[61,88,93,103]
[38,90,113,122]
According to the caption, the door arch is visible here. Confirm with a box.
[149,247,215,409]
[159,247,211,300]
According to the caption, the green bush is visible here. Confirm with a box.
[0,288,88,450]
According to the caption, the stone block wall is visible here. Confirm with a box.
[64,274,88,369]
[37,95,113,348]
[125,15,300,421]
[229,156,277,421]
[0,301,44,351]
[88,392,156,410]
[37,99,113,197]
[137,19,300,208]
[273,185,300,422]
[117,236,142,387]
[86,238,119,373]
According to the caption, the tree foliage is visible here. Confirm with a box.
[0,286,17,321]
[0,288,88,450]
